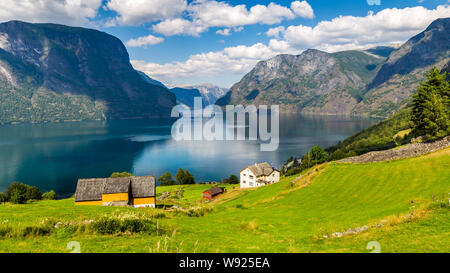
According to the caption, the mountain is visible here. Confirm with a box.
[0,21,175,124]
[181,83,228,105]
[168,84,227,107]
[137,71,228,106]
[168,87,204,108]
[136,71,166,88]
[217,18,450,118]
[216,49,385,115]
[356,18,450,117]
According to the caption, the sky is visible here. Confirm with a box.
[0,0,449,87]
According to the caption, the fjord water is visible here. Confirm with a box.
[0,114,378,195]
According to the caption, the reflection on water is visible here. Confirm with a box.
[0,114,379,195]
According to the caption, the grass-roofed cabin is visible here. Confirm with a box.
[74,176,156,208]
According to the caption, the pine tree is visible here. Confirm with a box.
[412,68,450,140]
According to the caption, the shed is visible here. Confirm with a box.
[74,178,107,205]
[130,176,156,207]
[102,177,131,206]
[203,186,225,200]
[74,175,156,207]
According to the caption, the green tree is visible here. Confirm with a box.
[25,186,42,200]
[412,68,450,140]
[309,146,328,162]
[0,192,7,204]
[228,175,239,184]
[302,146,328,168]
[174,168,186,185]
[42,190,58,200]
[110,171,133,178]
[175,168,195,185]
[183,170,195,185]
[6,182,28,204]
[158,171,177,186]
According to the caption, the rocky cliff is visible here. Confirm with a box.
[0,21,175,124]
[217,18,450,118]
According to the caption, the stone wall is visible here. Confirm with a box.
[338,136,450,163]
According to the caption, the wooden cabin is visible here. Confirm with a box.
[203,186,225,200]
[74,176,156,207]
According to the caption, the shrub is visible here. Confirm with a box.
[26,186,42,200]
[175,168,195,185]
[6,182,28,204]
[177,206,213,217]
[22,225,52,237]
[42,190,58,200]
[91,217,158,235]
[228,175,239,184]
[158,171,177,186]
[0,192,7,204]
[0,226,12,237]
[110,172,133,178]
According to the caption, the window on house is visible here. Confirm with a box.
[249,175,254,179]
[243,174,246,176]
[243,180,246,184]
[250,182,254,186]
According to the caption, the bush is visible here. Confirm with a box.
[6,182,28,204]
[42,190,58,200]
[26,186,42,200]
[0,192,7,204]
[228,175,239,184]
[175,168,195,185]
[91,217,157,235]
[158,171,177,186]
[22,225,52,237]
[175,206,213,217]
[110,172,134,178]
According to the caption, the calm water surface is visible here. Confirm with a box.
[0,114,379,195]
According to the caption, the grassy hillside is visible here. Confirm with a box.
[326,108,413,155]
[0,148,448,253]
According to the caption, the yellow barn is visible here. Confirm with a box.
[74,176,155,208]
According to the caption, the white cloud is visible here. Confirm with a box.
[106,0,187,25]
[216,26,244,36]
[131,40,298,85]
[0,0,102,25]
[290,1,314,19]
[132,5,450,87]
[266,26,285,38]
[279,5,450,52]
[216,28,231,36]
[152,18,207,36]
[152,0,314,37]
[125,34,164,47]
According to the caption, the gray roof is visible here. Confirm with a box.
[246,162,278,177]
[131,176,156,198]
[75,176,156,202]
[74,178,107,202]
[205,186,225,196]
[103,177,131,194]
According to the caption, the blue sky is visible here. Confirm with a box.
[0,0,449,87]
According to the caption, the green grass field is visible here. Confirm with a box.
[0,148,448,253]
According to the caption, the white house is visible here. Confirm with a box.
[240,162,280,189]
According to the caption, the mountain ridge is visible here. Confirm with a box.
[217,18,450,118]
[137,71,228,106]
[216,48,385,115]
[0,20,176,124]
